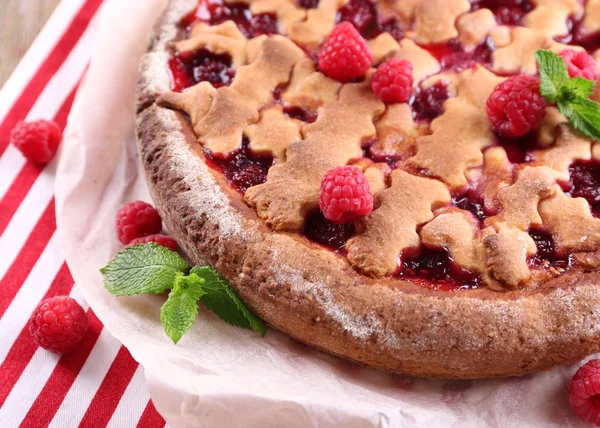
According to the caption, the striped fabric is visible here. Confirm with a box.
[0,0,166,426]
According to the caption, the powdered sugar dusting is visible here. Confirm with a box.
[152,107,245,238]
[155,0,196,50]
[140,52,172,95]
[272,249,400,348]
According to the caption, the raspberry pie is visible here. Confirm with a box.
[137,0,600,378]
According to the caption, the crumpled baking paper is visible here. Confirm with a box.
[54,0,594,426]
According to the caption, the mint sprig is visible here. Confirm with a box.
[191,266,266,335]
[101,243,266,343]
[535,49,600,139]
[100,243,188,295]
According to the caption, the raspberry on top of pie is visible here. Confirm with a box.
[157,0,600,293]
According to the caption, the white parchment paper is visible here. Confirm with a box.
[55,0,594,426]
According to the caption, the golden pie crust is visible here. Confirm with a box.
[137,0,600,378]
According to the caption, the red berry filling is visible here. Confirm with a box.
[283,105,318,123]
[528,230,570,267]
[452,194,488,222]
[169,49,235,92]
[567,162,600,216]
[337,0,378,39]
[204,137,273,193]
[303,211,355,251]
[494,133,540,164]
[397,248,482,290]
[364,146,403,169]
[336,0,403,40]
[181,0,279,38]
[411,82,450,122]
[432,39,494,72]
[470,0,532,26]
[296,0,320,8]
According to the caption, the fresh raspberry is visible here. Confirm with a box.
[319,165,373,224]
[116,201,162,244]
[29,296,88,353]
[569,359,600,426]
[486,75,547,138]
[318,22,373,82]
[371,58,413,103]
[10,120,62,164]
[128,234,178,252]
[560,49,599,81]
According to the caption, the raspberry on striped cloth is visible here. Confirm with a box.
[29,296,88,354]
[319,165,373,224]
[570,359,600,426]
[116,201,163,244]
[10,119,62,164]
[128,234,178,251]
[318,22,373,82]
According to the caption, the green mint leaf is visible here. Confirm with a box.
[173,273,206,300]
[563,77,595,100]
[160,277,202,344]
[100,243,188,296]
[190,266,266,336]
[534,49,570,103]
[558,97,600,140]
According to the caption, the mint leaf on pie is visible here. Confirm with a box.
[534,49,570,103]
[535,49,600,139]
[100,243,188,296]
[559,97,600,140]
[160,275,204,344]
[190,266,267,336]
[564,77,595,99]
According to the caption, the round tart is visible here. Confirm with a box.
[136,0,600,378]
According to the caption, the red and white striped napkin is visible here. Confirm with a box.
[0,0,165,426]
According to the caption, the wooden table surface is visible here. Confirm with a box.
[0,0,61,87]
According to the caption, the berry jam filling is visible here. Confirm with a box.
[397,248,482,290]
[336,0,404,40]
[452,193,488,222]
[296,0,320,9]
[494,132,542,163]
[529,230,570,268]
[566,162,600,216]
[553,15,600,51]
[427,39,494,72]
[303,211,355,252]
[181,0,279,38]
[169,49,235,92]
[411,82,450,122]
[470,0,533,26]
[283,106,318,123]
[204,137,273,193]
